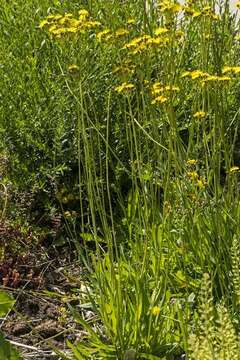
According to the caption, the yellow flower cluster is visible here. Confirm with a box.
[222,66,240,75]
[182,70,230,84]
[184,5,219,20]
[151,82,180,104]
[193,111,207,119]
[39,9,101,37]
[96,27,129,42]
[229,166,240,174]
[115,82,135,94]
[187,171,207,189]
[122,30,172,55]
[186,159,197,166]
[158,1,218,20]
[158,1,182,13]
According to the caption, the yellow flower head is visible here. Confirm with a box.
[186,159,197,166]
[230,166,240,173]
[115,28,129,37]
[193,111,207,119]
[127,18,136,25]
[222,66,240,75]
[187,171,199,180]
[79,9,89,20]
[68,64,79,72]
[39,19,49,28]
[97,29,112,42]
[159,1,182,13]
[151,95,168,104]
[115,82,135,94]
[151,306,161,316]
[154,27,169,36]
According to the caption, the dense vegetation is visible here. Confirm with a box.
[1,0,240,359]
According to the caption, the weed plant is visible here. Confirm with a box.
[1,0,240,359]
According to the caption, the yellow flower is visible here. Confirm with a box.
[187,171,199,180]
[78,9,89,18]
[181,70,209,80]
[193,111,207,119]
[152,83,180,96]
[67,27,78,33]
[196,179,206,189]
[97,29,112,42]
[186,159,197,166]
[230,166,240,173]
[237,2,240,10]
[68,64,79,72]
[127,18,136,25]
[39,19,49,28]
[154,27,169,36]
[222,66,240,75]
[151,306,161,316]
[159,1,182,13]
[47,14,56,20]
[115,28,129,37]
[115,82,135,93]
[82,21,101,29]
[151,95,168,104]
[64,13,73,18]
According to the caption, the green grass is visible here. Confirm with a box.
[1,0,240,359]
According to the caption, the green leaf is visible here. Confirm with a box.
[0,332,22,360]
[0,291,15,317]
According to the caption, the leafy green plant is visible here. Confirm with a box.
[0,291,22,359]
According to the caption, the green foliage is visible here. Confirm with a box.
[0,333,22,360]
[0,291,15,317]
[0,292,22,359]
[1,0,240,359]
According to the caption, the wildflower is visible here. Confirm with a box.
[154,27,169,36]
[127,18,136,25]
[50,27,67,36]
[152,83,180,96]
[196,179,206,189]
[151,306,161,316]
[201,75,231,84]
[64,13,73,18]
[47,14,56,20]
[237,2,240,10]
[66,27,78,33]
[187,171,199,180]
[230,166,240,173]
[222,66,240,75]
[181,70,209,80]
[96,29,112,42]
[184,7,201,17]
[115,82,135,93]
[39,19,49,28]
[82,21,101,29]
[52,15,62,21]
[151,95,168,104]
[193,111,207,119]
[64,211,71,217]
[115,28,129,37]
[186,159,197,166]
[78,9,89,18]
[159,1,182,13]
[68,64,79,72]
